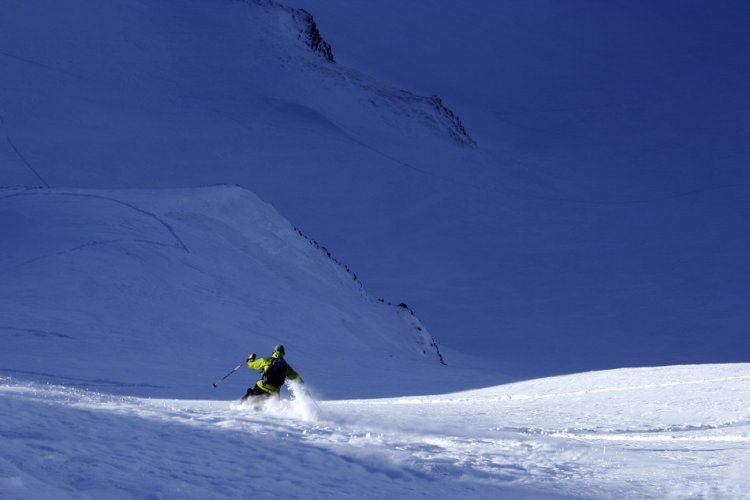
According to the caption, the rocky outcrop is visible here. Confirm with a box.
[368,90,477,148]
[250,0,334,62]
[291,8,335,63]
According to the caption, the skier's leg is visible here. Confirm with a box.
[241,387,253,401]
[241,384,266,401]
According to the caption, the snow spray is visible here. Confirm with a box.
[287,379,322,421]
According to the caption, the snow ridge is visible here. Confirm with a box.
[366,90,477,147]
[292,225,445,364]
[237,0,474,146]
[0,186,447,399]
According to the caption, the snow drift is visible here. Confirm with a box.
[2,363,749,498]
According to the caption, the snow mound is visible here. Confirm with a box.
[2,363,749,498]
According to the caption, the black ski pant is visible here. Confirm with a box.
[241,384,270,401]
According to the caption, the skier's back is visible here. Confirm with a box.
[241,344,301,401]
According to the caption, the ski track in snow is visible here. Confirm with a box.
[0,191,190,254]
[0,326,73,340]
[2,366,750,498]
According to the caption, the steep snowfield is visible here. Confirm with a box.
[2,364,749,499]
[0,186,460,400]
[0,0,473,189]
[285,0,750,374]
[2,0,748,374]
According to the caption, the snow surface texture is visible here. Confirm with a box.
[2,0,747,374]
[2,365,749,499]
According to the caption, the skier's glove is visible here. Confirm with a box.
[247,353,256,361]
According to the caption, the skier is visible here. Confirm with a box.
[241,344,302,401]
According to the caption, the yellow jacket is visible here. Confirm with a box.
[247,351,301,394]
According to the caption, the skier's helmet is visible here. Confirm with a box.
[274,344,285,355]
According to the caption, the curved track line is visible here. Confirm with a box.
[0,112,50,188]
[0,191,189,253]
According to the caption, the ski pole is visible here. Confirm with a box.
[308,392,323,413]
[212,361,245,388]
[300,383,323,413]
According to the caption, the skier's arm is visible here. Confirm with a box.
[247,356,270,371]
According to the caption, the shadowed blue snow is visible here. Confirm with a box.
[1,0,748,375]
[287,0,750,374]
[2,0,748,376]
[0,186,462,400]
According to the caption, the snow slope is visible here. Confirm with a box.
[2,2,748,497]
[4,186,747,496]
[10,185,748,497]
[0,186,462,400]
[285,0,750,374]
[2,0,748,375]
[2,364,749,499]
